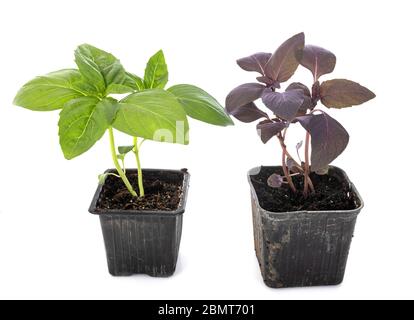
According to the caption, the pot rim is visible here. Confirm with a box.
[248,165,364,217]
[89,168,190,217]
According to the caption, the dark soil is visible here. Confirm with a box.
[95,170,185,212]
[250,166,360,212]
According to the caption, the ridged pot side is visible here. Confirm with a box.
[90,169,190,277]
[248,166,363,288]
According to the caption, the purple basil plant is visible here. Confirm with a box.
[225,32,375,197]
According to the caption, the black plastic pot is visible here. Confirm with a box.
[89,169,190,277]
[248,166,363,288]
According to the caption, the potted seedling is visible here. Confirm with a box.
[226,33,375,288]
[14,44,233,277]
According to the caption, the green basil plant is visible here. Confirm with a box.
[14,44,233,197]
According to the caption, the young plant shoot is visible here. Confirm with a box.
[226,33,375,197]
[14,45,233,198]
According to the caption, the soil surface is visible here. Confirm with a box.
[250,167,360,212]
[95,170,185,212]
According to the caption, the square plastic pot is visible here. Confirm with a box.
[248,166,363,288]
[89,169,190,277]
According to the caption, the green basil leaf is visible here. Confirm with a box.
[118,145,134,154]
[58,97,118,159]
[124,72,145,91]
[107,72,146,94]
[75,46,106,94]
[144,50,168,89]
[75,44,127,95]
[113,89,189,144]
[168,84,233,126]
[98,97,120,124]
[105,83,134,95]
[13,69,95,111]
[98,173,108,185]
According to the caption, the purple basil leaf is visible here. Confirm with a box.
[225,83,265,111]
[286,82,311,96]
[295,141,303,163]
[297,113,349,171]
[312,81,320,100]
[286,157,295,170]
[256,76,275,85]
[300,45,336,80]
[287,157,301,173]
[297,95,312,116]
[231,102,269,123]
[267,173,284,188]
[256,119,287,143]
[225,83,267,122]
[237,52,272,75]
[319,79,376,108]
[286,82,312,115]
[264,32,305,82]
[261,88,305,121]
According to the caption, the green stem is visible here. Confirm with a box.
[133,137,145,197]
[108,127,137,197]
[121,158,126,173]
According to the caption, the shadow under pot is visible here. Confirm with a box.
[89,169,190,277]
[248,166,363,288]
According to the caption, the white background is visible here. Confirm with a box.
[0,0,412,300]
